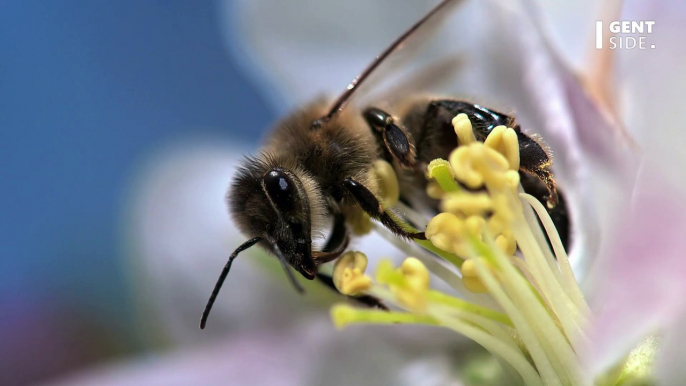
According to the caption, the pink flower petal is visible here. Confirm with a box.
[586,162,686,374]
[41,318,467,386]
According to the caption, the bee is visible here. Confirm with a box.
[200,0,568,329]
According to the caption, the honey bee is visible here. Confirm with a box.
[200,0,568,329]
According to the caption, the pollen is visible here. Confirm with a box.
[372,159,400,207]
[348,207,372,235]
[333,251,372,295]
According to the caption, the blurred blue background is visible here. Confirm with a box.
[0,1,273,384]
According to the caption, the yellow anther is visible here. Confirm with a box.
[393,257,430,311]
[465,215,486,238]
[462,277,488,294]
[333,251,372,295]
[502,127,520,170]
[487,214,508,235]
[484,126,520,171]
[372,159,399,207]
[495,231,517,256]
[348,207,372,235]
[505,170,520,189]
[400,257,430,292]
[484,125,506,149]
[479,144,511,173]
[425,213,470,256]
[374,259,396,286]
[452,113,476,145]
[441,192,493,216]
[426,181,445,199]
[449,142,512,191]
[478,146,512,190]
[449,146,484,189]
[460,258,492,294]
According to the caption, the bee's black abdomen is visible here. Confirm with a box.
[401,98,570,249]
[519,172,571,250]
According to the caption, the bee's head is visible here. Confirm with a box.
[200,155,328,329]
[229,154,326,280]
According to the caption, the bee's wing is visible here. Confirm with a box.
[227,0,622,185]
[226,0,474,114]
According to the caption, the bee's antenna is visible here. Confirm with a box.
[200,237,262,329]
[314,0,460,126]
[267,236,306,295]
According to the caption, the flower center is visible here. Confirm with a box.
[330,114,593,386]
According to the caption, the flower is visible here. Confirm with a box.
[331,114,591,385]
[41,0,686,385]
[224,0,686,383]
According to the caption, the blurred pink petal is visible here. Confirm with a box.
[586,163,686,374]
[42,318,465,386]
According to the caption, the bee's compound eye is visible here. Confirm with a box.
[263,168,302,215]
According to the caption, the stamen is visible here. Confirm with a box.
[483,126,520,171]
[495,231,516,255]
[332,251,372,295]
[375,258,430,311]
[328,112,601,385]
[452,113,476,145]
[331,304,438,329]
[441,192,493,216]
[425,212,470,256]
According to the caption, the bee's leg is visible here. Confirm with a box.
[343,178,426,240]
[363,107,416,169]
[316,273,388,310]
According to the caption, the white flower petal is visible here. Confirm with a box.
[618,0,686,192]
